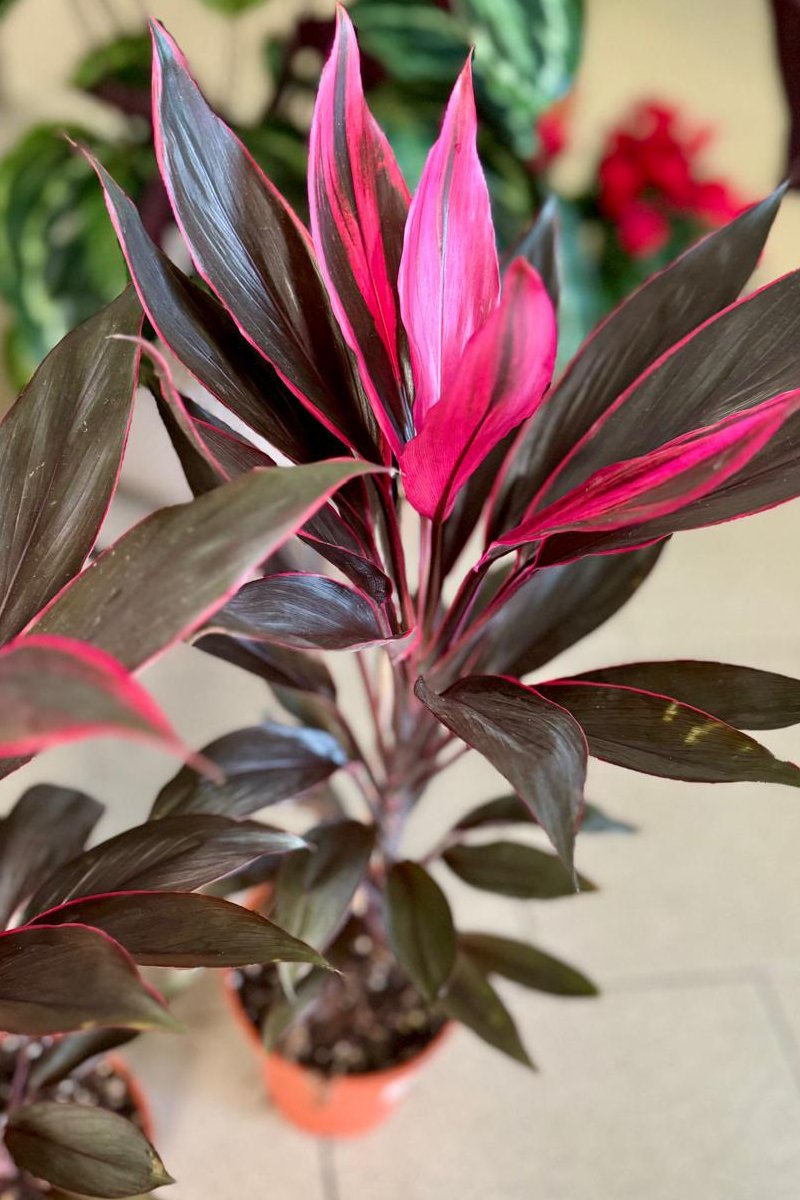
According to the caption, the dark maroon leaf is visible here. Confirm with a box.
[273,819,375,954]
[441,432,517,577]
[384,861,457,1003]
[196,632,336,698]
[512,194,560,310]
[442,841,596,898]
[28,1028,138,1091]
[540,680,800,786]
[415,675,587,871]
[453,794,634,835]
[477,542,665,676]
[32,460,382,670]
[24,814,305,918]
[438,952,532,1067]
[30,891,327,968]
[151,22,382,458]
[768,1,800,179]
[151,722,347,819]
[0,925,177,1034]
[573,660,800,731]
[211,574,389,651]
[459,933,598,997]
[490,187,786,537]
[0,289,141,644]
[0,785,103,927]
[6,1102,173,1198]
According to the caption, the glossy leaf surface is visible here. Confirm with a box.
[460,932,598,996]
[443,841,595,898]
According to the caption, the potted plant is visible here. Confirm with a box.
[52,7,800,1139]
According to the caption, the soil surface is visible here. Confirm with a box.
[0,1036,142,1199]
[234,918,447,1077]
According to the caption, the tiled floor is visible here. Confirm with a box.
[2,492,800,1197]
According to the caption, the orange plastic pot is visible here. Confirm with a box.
[224,970,451,1138]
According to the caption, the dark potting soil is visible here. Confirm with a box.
[234,921,447,1077]
[0,1037,143,1199]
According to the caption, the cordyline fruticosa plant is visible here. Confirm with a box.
[6,3,800,1079]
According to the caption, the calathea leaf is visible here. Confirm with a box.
[29,891,327,968]
[453,794,634,835]
[0,636,200,767]
[24,814,305,918]
[31,460,383,670]
[538,680,800,787]
[0,925,177,1035]
[0,785,103,928]
[459,932,598,997]
[195,633,336,698]
[150,22,382,459]
[151,722,348,819]
[572,660,800,730]
[489,186,786,537]
[415,675,587,872]
[384,861,457,1002]
[210,574,390,651]
[6,1102,173,1199]
[273,819,375,953]
[438,952,532,1067]
[0,289,141,644]
[443,841,596,898]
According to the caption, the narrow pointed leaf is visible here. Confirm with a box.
[24,815,305,918]
[151,722,347,819]
[490,187,786,536]
[574,660,800,730]
[512,194,560,309]
[0,636,196,764]
[0,786,103,927]
[438,952,532,1067]
[442,841,595,898]
[398,55,499,424]
[309,7,412,450]
[0,290,141,643]
[150,22,381,457]
[453,794,634,835]
[211,574,389,651]
[539,680,800,786]
[196,633,336,698]
[415,675,587,870]
[460,933,598,997]
[273,819,375,953]
[401,259,555,518]
[32,460,383,670]
[30,891,327,968]
[28,1029,138,1092]
[384,861,457,1002]
[0,925,177,1034]
[6,1103,173,1199]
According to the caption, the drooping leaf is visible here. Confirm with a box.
[309,7,412,451]
[29,891,327,968]
[0,636,197,765]
[32,460,383,670]
[438,952,532,1067]
[0,289,141,643]
[24,814,305,918]
[0,925,177,1035]
[195,633,336,698]
[384,861,457,1002]
[415,675,587,870]
[0,785,103,928]
[453,793,634,835]
[397,55,499,426]
[210,574,389,651]
[273,819,375,953]
[442,840,595,898]
[573,660,800,730]
[539,680,800,787]
[151,723,347,819]
[6,1102,173,1199]
[490,187,787,537]
[459,932,598,996]
[150,22,381,458]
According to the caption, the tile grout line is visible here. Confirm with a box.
[754,972,800,1101]
[318,1139,341,1200]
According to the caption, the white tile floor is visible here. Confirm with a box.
[3,497,800,1197]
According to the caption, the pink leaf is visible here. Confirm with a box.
[401,259,555,518]
[496,390,800,547]
[398,55,500,426]
[309,6,412,454]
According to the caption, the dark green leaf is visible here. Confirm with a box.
[443,841,595,898]
[438,952,532,1067]
[460,932,597,996]
[6,1102,173,1199]
[384,861,456,1002]
[454,793,634,835]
